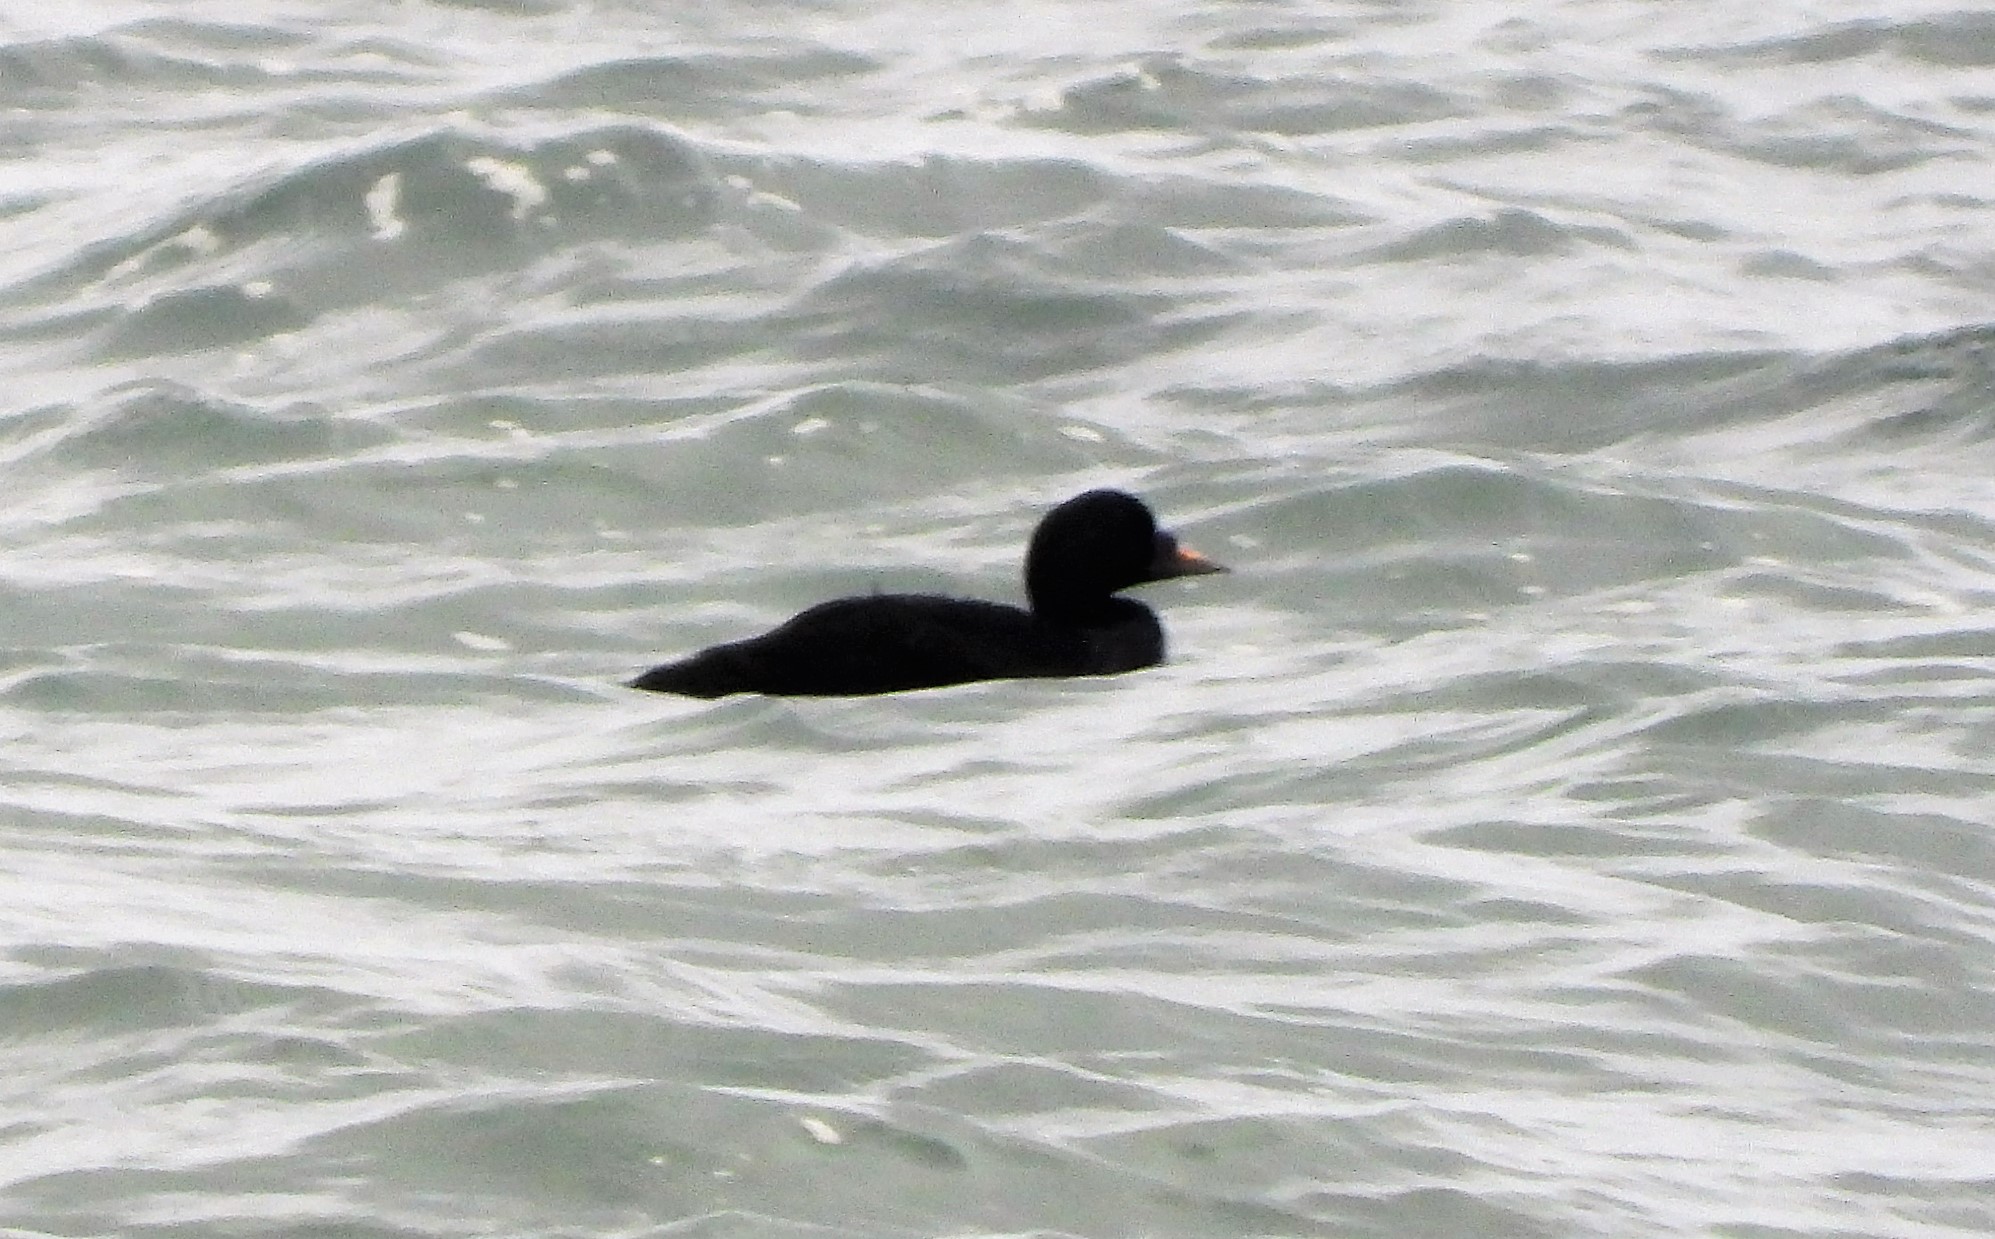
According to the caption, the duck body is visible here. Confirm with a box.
[630,489,1223,699]
[629,593,1166,698]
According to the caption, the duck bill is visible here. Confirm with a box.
[1154,541,1228,579]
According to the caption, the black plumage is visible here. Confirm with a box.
[630,489,1225,698]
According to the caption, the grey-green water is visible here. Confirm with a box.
[4,3,1995,1236]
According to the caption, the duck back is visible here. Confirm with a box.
[630,593,1164,698]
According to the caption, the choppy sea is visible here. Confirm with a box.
[5,2,1995,1236]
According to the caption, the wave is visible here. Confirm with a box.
[4,123,718,362]
[1013,54,1464,137]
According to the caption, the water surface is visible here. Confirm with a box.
[4,2,1995,1236]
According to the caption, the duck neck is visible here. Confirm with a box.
[1028,580,1132,625]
